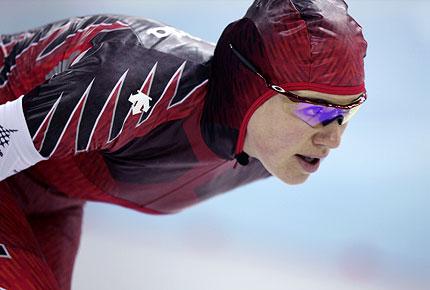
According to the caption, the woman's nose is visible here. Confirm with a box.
[312,121,346,149]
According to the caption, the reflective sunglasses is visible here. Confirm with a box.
[229,44,367,127]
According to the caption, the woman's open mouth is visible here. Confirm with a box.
[295,154,321,173]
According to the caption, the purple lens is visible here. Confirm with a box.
[294,103,360,127]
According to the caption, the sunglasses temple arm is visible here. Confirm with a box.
[229,44,269,86]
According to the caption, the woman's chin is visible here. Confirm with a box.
[277,172,310,185]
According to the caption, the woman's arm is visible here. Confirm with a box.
[0,96,45,181]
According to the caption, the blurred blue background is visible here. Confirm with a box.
[1,0,429,289]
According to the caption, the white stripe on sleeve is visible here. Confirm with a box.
[0,96,46,181]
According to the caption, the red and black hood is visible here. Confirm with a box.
[203,0,368,162]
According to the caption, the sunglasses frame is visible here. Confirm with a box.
[229,43,367,110]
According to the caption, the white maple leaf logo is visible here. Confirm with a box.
[128,90,152,115]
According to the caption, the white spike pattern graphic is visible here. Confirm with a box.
[107,69,130,144]
[0,243,11,259]
[32,94,62,143]
[75,77,98,153]
[48,79,95,157]
[82,70,129,150]
[166,61,187,109]
[137,61,187,127]
[70,47,91,67]
[0,20,128,88]
[168,79,208,109]
[30,62,207,158]
[117,62,158,136]
[35,22,129,62]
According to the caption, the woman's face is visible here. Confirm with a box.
[243,90,363,185]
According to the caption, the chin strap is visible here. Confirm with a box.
[233,151,250,168]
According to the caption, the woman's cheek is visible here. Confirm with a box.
[254,127,285,160]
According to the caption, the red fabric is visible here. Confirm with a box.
[0,180,84,290]
[207,0,368,154]
[0,21,128,104]
[0,183,60,290]
[0,13,272,290]
[0,4,367,285]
